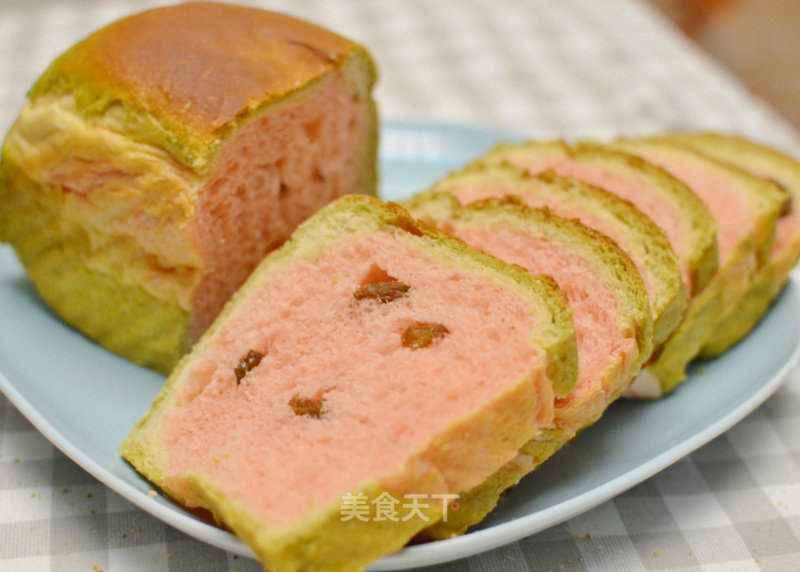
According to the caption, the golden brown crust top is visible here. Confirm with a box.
[30,2,371,170]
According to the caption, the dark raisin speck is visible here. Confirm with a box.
[234,349,264,384]
[289,393,324,418]
[353,280,410,303]
[402,322,450,350]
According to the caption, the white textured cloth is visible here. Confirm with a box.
[1,1,799,571]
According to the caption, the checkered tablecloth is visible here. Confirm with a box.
[2,1,800,571]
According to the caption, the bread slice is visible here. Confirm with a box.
[120,195,578,571]
[608,137,784,320]
[657,132,800,355]
[605,138,786,395]
[482,141,718,295]
[403,192,651,538]
[480,140,719,396]
[0,3,378,373]
[428,162,685,347]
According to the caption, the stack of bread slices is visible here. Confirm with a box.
[2,4,800,572]
[115,131,800,570]
[399,132,800,542]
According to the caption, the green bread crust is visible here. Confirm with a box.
[120,195,578,570]
[189,474,443,572]
[427,161,686,348]
[419,426,571,540]
[0,4,379,373]
[659,132,800,356]
[642,274,724,393]
[0,163,191,370]
[698,271,785,358]
[482,140,719,295]
[402,193,652,538]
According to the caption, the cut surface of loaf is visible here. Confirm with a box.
[480,140,719,396]
[120,195,578,571]
[403,192,651,538]
[658,132,800,356]
[0,2,378,373]
[429,163,685,347]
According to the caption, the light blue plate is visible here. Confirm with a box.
[1,121,798,570]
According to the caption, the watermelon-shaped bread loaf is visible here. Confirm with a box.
[0,2,379,372]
